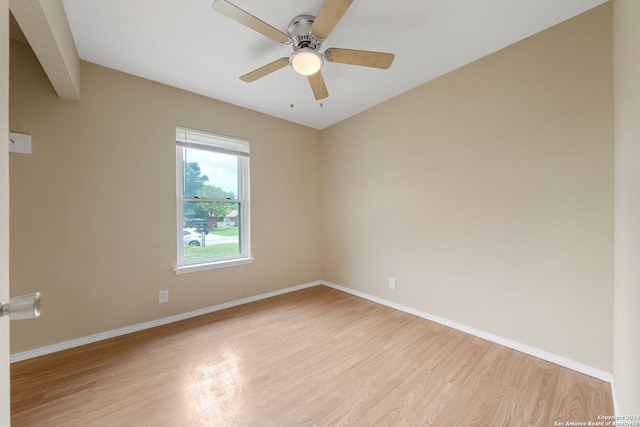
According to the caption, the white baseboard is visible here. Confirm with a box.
[611,376,620,417]
[10,279,614,386]
[320,281,613,384]
[10,281,322,363]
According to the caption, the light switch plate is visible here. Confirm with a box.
[9,132,32,154]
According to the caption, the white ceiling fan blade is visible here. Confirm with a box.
[311,0,354,40]
[212,0,289,44]
[307,71,329,100]
[324,48,395,69]
[240,58,290,82]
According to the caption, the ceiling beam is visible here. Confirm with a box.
[10,0,80,101]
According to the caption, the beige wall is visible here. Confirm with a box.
[321,4,613,371]
[613,0,640,415]
[8,41,322,352]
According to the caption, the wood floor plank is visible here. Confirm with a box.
[11,285,613,426]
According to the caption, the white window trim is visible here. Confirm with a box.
[174,257,254,275]
[174,126,252,273]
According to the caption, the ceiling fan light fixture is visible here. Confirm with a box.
[290,48,323,76]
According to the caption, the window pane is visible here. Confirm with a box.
[182,201,240,262]
[182,146,238,198]
[176,127,250,270]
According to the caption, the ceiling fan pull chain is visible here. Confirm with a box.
[290,68,295,109]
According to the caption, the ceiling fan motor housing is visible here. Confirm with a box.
[288,15,323,51]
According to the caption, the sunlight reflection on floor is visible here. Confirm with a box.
[184,349,243,425]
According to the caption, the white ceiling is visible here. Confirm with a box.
[60,0,607,130]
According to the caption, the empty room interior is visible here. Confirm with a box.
[2,0,640,425]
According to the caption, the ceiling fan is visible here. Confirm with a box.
[212,0,395,100]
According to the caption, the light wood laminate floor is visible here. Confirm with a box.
[11,285,613,426]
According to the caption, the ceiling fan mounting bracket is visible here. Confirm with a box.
[288,15,323,51]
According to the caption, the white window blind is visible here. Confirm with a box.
[176,127,249,157]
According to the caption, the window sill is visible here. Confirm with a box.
[174,257,254,274]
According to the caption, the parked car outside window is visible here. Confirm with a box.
[183,228,202,246]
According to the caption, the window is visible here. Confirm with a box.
[175,126,251,273]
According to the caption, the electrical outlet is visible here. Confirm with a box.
[159,290,169,303]
[388,278,396,290]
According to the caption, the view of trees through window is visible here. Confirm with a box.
[184,161,236,221]
[181,151,241,262]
